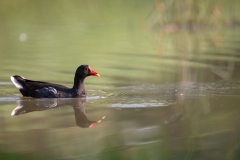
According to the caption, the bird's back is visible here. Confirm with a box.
[11,75,74,98]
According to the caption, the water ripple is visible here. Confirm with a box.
[110,102,167,108]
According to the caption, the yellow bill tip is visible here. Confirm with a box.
[95,73,100,77]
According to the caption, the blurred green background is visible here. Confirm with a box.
[1,0,240,85]
[1,0,240,160]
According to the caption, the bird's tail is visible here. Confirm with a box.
[10,75,26,89]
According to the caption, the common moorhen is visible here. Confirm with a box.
[10,65,100,98]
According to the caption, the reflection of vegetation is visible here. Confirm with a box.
[148,0,240,31]
[147,0,240,83]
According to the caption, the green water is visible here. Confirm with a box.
[1,0,240,160]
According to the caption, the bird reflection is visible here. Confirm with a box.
[11,98,102,128]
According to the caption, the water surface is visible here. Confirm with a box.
[1,81,240,159]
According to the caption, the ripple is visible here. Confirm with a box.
[87,96,106,100]
[0,97,20,102]
[110,102,167,108]
[0,82,12,85]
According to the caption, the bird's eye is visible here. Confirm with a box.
[84,67,89,74]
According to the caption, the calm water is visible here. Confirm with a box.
[1,82,240,160]
[1,1,240,160]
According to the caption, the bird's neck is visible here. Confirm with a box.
[72,76,86,95]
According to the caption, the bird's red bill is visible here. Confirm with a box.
[88,66,100,77]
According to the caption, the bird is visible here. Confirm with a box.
[10,65,100,98]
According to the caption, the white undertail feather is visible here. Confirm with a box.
[10,76,23,89]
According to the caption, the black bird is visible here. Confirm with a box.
[10,65,100,98]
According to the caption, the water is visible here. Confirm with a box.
[1,1,240,160]
[1,81,240,159]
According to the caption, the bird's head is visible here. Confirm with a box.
[76,65,100,78]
